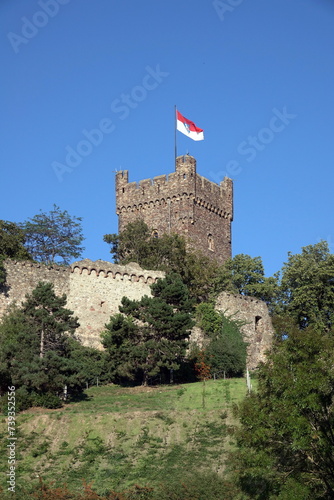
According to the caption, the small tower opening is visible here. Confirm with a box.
[255,316,262,332]
[208,234,214,251]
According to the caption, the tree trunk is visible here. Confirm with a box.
[40,328,44,358]
[142,372,148,386]
[202,379,206,409]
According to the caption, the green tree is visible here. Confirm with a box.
[104,219,188,271]
[194,350,212,409]
[101,313,143,383]
[0,220,31,260]
[232,324,334,499]
[0,220,32,284]
[196,302,247,377]
[223,254,280,310]
[104,219,150,264]
[21,205,85,265]
[184,250,230,303]
[66,338,109,387]
[101,273,194,385]
[104,221,283,305]
[0,283,85,409]
[21,282,79,359]
[279,241,334,330]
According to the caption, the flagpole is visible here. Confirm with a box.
[174,105,177,168]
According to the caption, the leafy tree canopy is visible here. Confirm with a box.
[21,204,85,265]
[279,241,334,330]
[233,324,334,499]
[104,219,188,271]
[0,220,32,285]
[0,220,31,260]
[196,302,247,377]
[223,253,280,310]
[104,219,152,264]
[105,223,334,331]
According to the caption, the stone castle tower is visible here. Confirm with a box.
[115,154,233,265]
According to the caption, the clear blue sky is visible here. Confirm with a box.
[1,0,334,277]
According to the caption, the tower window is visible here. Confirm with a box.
[183,173,187,179]
[255,316,262,332]
[152,230,159,239]
[208,234,214,251]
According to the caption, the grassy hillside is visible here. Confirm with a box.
[0,379,249,497]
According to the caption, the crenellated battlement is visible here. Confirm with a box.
[70,259,164,284]
[116,167,231,210]
[6,260,70,274]
[116,170,194,205]
[1,259,164,285]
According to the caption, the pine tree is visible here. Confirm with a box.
[102,273,194,385]
[22,282,79,359]
[0,282,83,409]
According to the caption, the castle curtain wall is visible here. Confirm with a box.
[0,260,273,368]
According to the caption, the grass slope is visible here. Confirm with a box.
[0,379,248,496]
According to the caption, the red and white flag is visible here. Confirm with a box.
[176,110,204,141]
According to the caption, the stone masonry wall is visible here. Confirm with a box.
[115,155,233,265]
[67,260,164,348]
[0,261,272,367]
[0,259,164,349]
[215,292,274,370]
[0,260,70,318]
